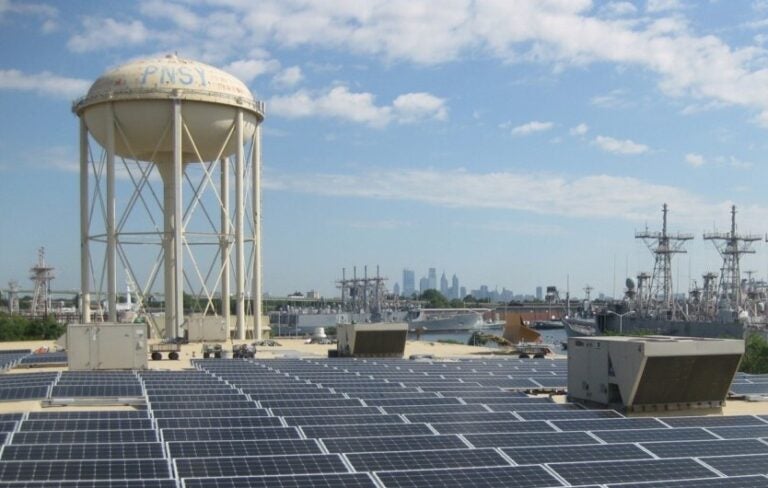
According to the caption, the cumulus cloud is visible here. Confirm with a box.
[139,0,199,30]
[223,58,280,83]
[68,17,149,52]
[594,135,650,155]
[646,0,684,13]
[272,66,304,88]
[570,123,589,136]
[269,86,447,126]
[0,69,89,99]
[685,153,705,167]
[510,121,554,136]
[264,167,758,229]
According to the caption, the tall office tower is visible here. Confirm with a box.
[536,286,543,301]
[402,269,415,297]
[428,268,437,290]
[393,283,400,297]
[452,274,459,299]
[440,272,449,296]
[419,277,429,293]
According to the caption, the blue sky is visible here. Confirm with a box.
[2,0,768,299]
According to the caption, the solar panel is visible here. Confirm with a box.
[268,406,381,417]
[0,420,19,433]
[592,427,718,444]
[552,417,668,431]
[430,420,556,435]
[708,425,768,439]
[181,472,378,488]
[161,426,301,442]
[174,454,349,478]
[27,411,148,420]
[169,439,322,458]
[20,419,152,432]
[463,431,599,448]
[0,386,49,400]
[484,402,582,412]
[258,399,364,409]
[10,430,159,445]
[0,481,178,488]
[0,459,171,481]
[363,397,462,407]
[603,475,768,487]
[549,458,720,485]
[152,408,267,419]
[403,412,517,424]
[282,414,404,426]
[346,448,510,472]
[374,464,563,488]
[321,434,467,453]
[641,439,768,458]
[156,416,282,429]
[300,423,433,439]
[1,442,165,461]
[516,409,624,420]
[502,443,653,465]
[699,454,768,476]
[659,415,767,428]
[150,401,256,410]
[0,413,23,421]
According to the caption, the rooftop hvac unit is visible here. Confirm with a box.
[336,323,408,357]
[567,336,743,412]
[67,323,148,370]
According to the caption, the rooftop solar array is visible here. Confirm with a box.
[0,355,766,487]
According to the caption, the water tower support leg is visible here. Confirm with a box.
[235,109,246,340]
[106,104,117,322]
[220,157,231,330]
[79,118,91,323]
[252,124,262,340]
[171,99,184,339]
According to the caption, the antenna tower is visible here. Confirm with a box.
[29,247,55,316]
[703,205,760,311]
[635,204,693,317]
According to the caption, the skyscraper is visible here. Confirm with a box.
[419,277,429,293]
[440,272,449,296]
[428,268,437,290]
[451,274,459,299]
[402,269,415,297]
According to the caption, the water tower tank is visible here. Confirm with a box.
[74,54,263,163]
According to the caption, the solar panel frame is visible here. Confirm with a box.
[373,464,565,488]
[548,458,721,485]
[320,434,468,454]
[174,453,350,478]
[181,472,378,488]
[345,447,511,472]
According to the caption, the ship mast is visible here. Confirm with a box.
[635,204,692,318]
[703,205,759,315]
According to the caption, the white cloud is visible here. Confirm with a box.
[68,17,149,53]
[591,89,632,109]
[0,0,56,18]
[685,153,704,167]
[646,0,684,13]
[594,135,650,155]
[510,120,554,136]
[139,0,200,30]
[392,92,448,122]
[600,2,638,17]
[0,69,90,99]
[264,167,757,229]
[222,58,280,83]
[269,86,447,127]
[272,66,304,88]
[570,123,589,136]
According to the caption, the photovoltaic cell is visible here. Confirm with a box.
[20,419,152,432]
[300,423,433,439]
[699,454,768,476]
[1,443,165,461]
[708,425,768,439]
[604,475,768,487]
[156,416,282,429]
[659,415,767,428]
[161,426,301,442]
[551,417,668,431]
[463,431,599,448]
[10,430,159,445]
[592,427,718,444]
[430,420,554,435]
[282,414,404,426]
[0,481,178,488]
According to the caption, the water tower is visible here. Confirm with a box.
[73,55,265,340]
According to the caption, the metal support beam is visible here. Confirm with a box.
[171,98,184,339]
[79,118,91,323]
[106,104,117,322]
[252,123,262,340]
[220,157,230,329]
[235,109,246,340]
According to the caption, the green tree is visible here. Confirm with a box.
[740,333,768,374]
[449,298,465,308]
[419,289,449,308]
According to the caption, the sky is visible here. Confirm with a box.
[2,0,768,300]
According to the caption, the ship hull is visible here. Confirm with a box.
[408,312,485,332]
